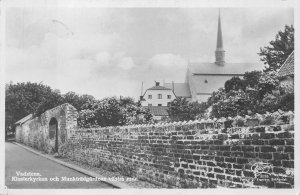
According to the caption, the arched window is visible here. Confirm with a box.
[49,118,58,139]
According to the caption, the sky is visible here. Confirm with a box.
[5,7,294,100]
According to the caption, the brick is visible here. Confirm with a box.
[259,153,273,159]
[232,152,244,157]
[269,160,282,166]
[225,157,236,163]
[207,173,215,178]
[242,146,254,152]
[225,169,235,175]
[273,153,289,160]
[251,140,264,145]
[214,167,224,173]
[215,156,224,162]
[275,182,292,188]
[277,132,292,138]
[236,158,248,164]
[285,139,294,145]
[255,127,265,133]
[207,161,217,167]
[243,140,251,145]
[189,165,196,169]
[232,164,244,169]
[209,145,219,150]
[230,134,240,139]
[220,146,230,151]
[272,167,286,174]
[216,174,226,180]
[282,160,294,168]
[269,139,285,145]
[231,146,242,151]
[261,146,276,152]
[244,152,256,158]
[243,171,255,177]
[223,151,231,156]
[284,146,294,152]
[193,155,200,160]
[217,162,227,168]
[260,133,275,139]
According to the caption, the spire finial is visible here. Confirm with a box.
[215,8,225,66]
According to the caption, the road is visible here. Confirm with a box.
[5,142,115,189]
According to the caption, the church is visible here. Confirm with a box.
[164,10,263,102]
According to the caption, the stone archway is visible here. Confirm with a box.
[49,117,58,152]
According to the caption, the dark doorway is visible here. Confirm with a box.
[49,118,58,152]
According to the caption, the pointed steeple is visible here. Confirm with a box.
[215,9,225,66]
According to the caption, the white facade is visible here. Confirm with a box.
[141,84,176,107]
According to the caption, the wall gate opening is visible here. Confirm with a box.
[49,117,58,152]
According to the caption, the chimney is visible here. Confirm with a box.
[155,82,160,86]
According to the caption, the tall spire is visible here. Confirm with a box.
[215,9,225,66]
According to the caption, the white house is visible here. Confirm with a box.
[140,82,176,120]
[140,82,176,107]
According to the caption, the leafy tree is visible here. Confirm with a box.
[224,77,245,93]
[5,82,64,137]
[258,25,294,72]
[167,97,207,121]
[63,91,96,110]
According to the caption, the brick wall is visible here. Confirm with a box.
[60,111,294,188]
[16,103,78,153]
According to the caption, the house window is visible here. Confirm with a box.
[167,95,171,99]
[158,94,162,99]
[148,104,152,106]
[148,95,152,99]
[158,104,162,106]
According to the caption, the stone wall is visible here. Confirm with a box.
[15,103,78,153]
[60,111,294,188]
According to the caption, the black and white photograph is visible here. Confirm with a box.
[0,0,298,194]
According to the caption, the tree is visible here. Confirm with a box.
[63,91,96,111]
[258,25,294,72]
[224,77,245,93]
[5,82,64,137]
[167,97,207,122]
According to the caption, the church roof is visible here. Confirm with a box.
[164,83,192,98]
[278,51,294,77]
[216,9,224,50]
[188,62,263,74]
[147,106,169,116]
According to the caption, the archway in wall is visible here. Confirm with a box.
[49,118,58,152]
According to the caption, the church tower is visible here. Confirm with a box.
[215,9,225,66]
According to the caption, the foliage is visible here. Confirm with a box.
[5,82,64,135]
[258,25,294,72]
[77,96,153,128]
[167,97,207,122]
[209,69,293,118]
[63,92,96,111]
[224,77,245,93]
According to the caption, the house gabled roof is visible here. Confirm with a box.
[278,51,294,77]
[147,85,172,90]
[147,106,169,116]
[15,114,33,125]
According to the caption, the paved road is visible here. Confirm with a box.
[5,142,115,189]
